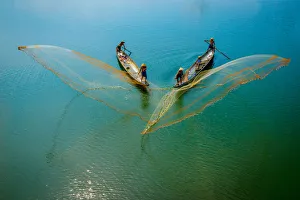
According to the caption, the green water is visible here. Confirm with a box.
[1,0,300,199]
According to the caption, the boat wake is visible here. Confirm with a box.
[18,45,290,134]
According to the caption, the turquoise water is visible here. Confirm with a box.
[1,0,300,199]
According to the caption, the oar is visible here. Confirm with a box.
[123,47,132,56]
[204,40,230,60]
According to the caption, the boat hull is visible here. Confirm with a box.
[174,49,215,88]
[116,50,149,86]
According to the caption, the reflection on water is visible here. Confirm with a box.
[140,92,150,109]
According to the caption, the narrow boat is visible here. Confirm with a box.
[116,49,149,86]
[174,48,215,88]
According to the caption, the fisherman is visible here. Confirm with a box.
[208,38,215,50]
[196,56,202,70]
[175,67,184,85]
[116,41,125,52]
[139,63,148,83]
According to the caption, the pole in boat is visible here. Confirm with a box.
[124,47,132,56]
[204,40,230,60]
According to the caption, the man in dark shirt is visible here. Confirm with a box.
[208,38,215,50]
[116,41,125,52]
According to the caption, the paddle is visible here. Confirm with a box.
[204,40,230,60]
[123,46,132,56]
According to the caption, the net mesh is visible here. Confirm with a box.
[19,45,165,121]
[18,45,290,134]
[142,55,290,134]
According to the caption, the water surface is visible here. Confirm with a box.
[1,0,300,199]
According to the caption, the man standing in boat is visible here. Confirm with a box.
[139,63,148,83]
[208,38,215,50]
[116,41,125,52]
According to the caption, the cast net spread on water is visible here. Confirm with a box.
[142,55,290,134]
[18,45,290,134]
[18,45,165,121]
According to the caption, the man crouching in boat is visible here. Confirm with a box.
[208,38,215,50]
[196,56,202,71]
[116,41,125,52]
[139,63,148,83]
[175,67,184,86]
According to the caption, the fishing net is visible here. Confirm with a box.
[18,45,290,134]
[18,45,165,121]
[142,55,290,134]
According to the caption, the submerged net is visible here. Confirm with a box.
[18,45,290,134]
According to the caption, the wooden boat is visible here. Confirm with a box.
[116,50,149,86]
[174,48,215,88]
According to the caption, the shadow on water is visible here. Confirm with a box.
[46,56,214,162]
[46,86,151,164]
[140,92,150,109]
[141,134,149,151]
[139,133,157,164]
[33,92,85,189]
[45,92,83,164]
[45,91,156,169]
